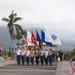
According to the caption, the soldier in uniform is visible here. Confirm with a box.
[40,49,45,66]
[26,49,30,65]
[30,48,35,65]
[21,48,26,65]
[35,49,39,66]
[16,47,21,65]
[44,49,48,66]
[48,49,53,66]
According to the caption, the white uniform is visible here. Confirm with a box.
[45,50,48,58]
[26,50,30,57]
[16,49,21,55]
[21,50,26,56]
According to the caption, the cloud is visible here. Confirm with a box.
[0,0,75,42]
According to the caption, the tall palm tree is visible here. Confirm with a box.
[14,24,23,47]
[2,11,22,58]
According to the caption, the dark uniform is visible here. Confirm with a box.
[26,50,30,65]
[30,50,34,65]
[40,49,45,66]
[35,50,39,66]
[16,48,21,65]
[21,49,26,65]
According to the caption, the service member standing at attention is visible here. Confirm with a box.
[21,48,26,65]
[48,49,53,66]
[26,49,30,65]
[35,49,39,66]
[40,49,45,66]
[30,48,35,65]
[44,49,48,66]
[16,47,21,65]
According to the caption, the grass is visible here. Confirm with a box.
[4,55,16,61]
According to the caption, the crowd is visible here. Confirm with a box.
[16,47,63,66]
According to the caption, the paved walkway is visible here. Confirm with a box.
[0,60,70,75]
[0,60,16,67]
[56,61,70,75]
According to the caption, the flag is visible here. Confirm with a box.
[36,30,41,41]
[31,31,37,45]
[22,31,26,43]
[41,30,52,46]
[36,30,42,49]
[45,30,51,42]
[45,42,52,46]
[27,30,34,46]
[23,42,28,50]
[51,34,61,45]
[27,30,31,42]
[45,33,61,45]
[44,30,52,46]
[41,30,45,43]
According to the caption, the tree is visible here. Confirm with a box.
[14,24,23,47]
[2,11,22,58]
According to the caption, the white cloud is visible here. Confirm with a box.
[0,0,75,42]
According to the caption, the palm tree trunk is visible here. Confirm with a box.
[11,29,14,59]
[11,37,14,59]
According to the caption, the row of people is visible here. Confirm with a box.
[16,47,53,66]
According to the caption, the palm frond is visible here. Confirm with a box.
[14,17,22,23]
[2,18,9,22]
[14,34,22,40]
[14,24,23,31]
[14,24,22,39]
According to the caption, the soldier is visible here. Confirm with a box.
[16,47,21,65]
[59,50,63,61]
[44,49,48,66]
[26,49,30,65]
[48,49,53,66]
[21,48,26,65]
[40,49,45,66]
[30,48,35,65]
[35,49,39,66]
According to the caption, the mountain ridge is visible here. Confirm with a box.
[0,26,74,51]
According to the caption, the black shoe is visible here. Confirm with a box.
[22,63,24,65]
[50,64,52,66]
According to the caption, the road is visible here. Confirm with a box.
[0,62,58,75]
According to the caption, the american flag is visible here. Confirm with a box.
[22,31,26,43]
[23,42,28,50]
[31,31,37,45]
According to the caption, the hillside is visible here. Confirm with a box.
[0,27,74,51]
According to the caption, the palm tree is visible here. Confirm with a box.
[14,24,23,47]
[2,11,22,58]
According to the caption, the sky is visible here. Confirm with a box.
[0,0,75,43]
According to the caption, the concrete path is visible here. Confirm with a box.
[56,60,70,75]
[0,60,70,75]
[0,61,16,67]
[0,60,57,75]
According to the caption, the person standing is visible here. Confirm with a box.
[26,49,30,65]
[30,48,35,65]
[40,49,45,66]
[48,49,53,66]
[59,50,63,61]
[55,51,59,61]
[21,48,26,65]
[44,49,48,66]
[35,49,39,66]
[0,48,4,62]
[16,47,21,65]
